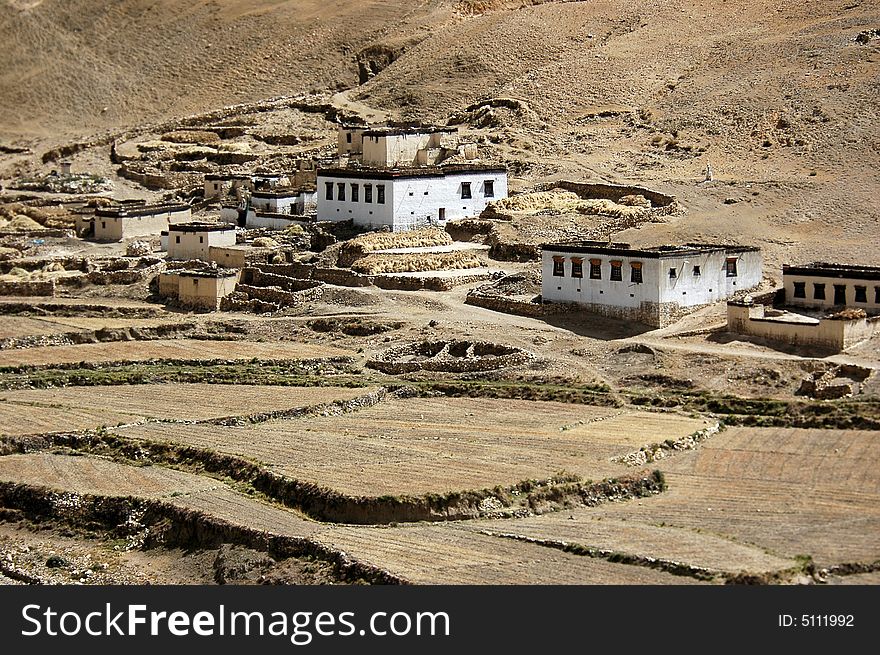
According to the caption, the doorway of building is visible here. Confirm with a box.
[438,208,446,222]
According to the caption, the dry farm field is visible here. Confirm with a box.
[314,524,705,585]
[115,397,710,496]
[0,383,379,436]
[0,339,351,367]
[590,428,880,567]
[0,453,219,499]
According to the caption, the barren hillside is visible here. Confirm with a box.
[1,0,879,264]
[0,0,445,140]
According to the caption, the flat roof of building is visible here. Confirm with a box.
[542,241,761,258]
[169,222,236,233]
[173,268,239,279]
[251,188,304,199]
[318,164,506,180]
[362,126,457,137]
[783,262,880,281]
[95,203,191,218]
[205,173,251,181]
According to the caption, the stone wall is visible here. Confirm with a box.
[0,280,56,296]
[372,272,490,291]
[541,298,698,327]
[219,293,278,314]
[235,283,324,308]
[241,268,323,292]
[550,180,678,213]
[117,162,203,191]
[367,340,534,374]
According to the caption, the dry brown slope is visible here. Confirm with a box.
[0,0,447,141]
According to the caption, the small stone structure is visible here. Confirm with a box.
[158,268,240,310]
[367,340,533,374]
[727,301,880,353]
[798,364,874,399]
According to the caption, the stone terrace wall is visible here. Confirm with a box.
[0,280,56,296]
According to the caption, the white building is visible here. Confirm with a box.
[782,263,880,311]
[250,189,299,214]
[93,203,191,242]
[360,127,458,168]
[247,188,317,216]
[167,222,237,261]
[541,241,763,327]
[316,165,507,231]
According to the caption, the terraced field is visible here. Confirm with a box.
[468,514,796,575]
[0,339,351,367]
[0,384,379,436]
[0,452,703,584]
[589,428,880,567]
[0,453,218,498]
[315,525,705,585]
[0,317,71,339]
[115,397,709,496]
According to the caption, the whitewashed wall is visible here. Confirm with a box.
[316,170,507,231]
[168,229,236,261]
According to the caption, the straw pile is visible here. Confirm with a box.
[339,228,452,266]
[352,251,482,275]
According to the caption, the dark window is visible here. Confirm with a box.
[834,284,847,305]
[351,183,359,202]
[364,185,373,203]
[461,182,472,199]
[101,221,106,230]
[610,261,622,281]
[855,286,867,303]
[325,182,333,200]
[337,183,345,202]
[669,267,677,279]
[876,287,880,304]
[346,132,352,143]
[726,258,738,277]
[377,185,385,204]
[631,263,643,283]
[590,260,602,280]
[175,236,180,244]
[199,236,204,244]
[693,265,701,276]
[552,259,564,277]
[484,180,494,198]
[793,281,806,298]
[571,260,583,278]
[813,283,825,300]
